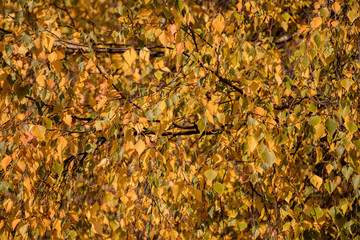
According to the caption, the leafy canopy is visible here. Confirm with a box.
[1,0,360,239]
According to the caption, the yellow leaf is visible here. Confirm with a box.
[63,115,72,126]
[159,101,167,112]
[250,81,260,91]
[91,221,103,234]
[68,211,79,222]
[254,107,266,116]
[59,77,66,88]
[247,136,258,152]
[185,39,194,52]
[4,199,13,213]
[42,217,51,228]
[78,71,89,82]
[23,178,31,192]
[123,48,138,66]
[170,230,179,239]
[51,60,63,74]
[213,15,225,34]
[31,125,46,139]
[57,136,67,156]
[48,52,57,62]
[139,47,150,62]
[53,219,61,237]
[213,154,223,164]
[96,158,108,169]
[18,45,28,55]
[135,140,146,155]
[42,33,55,52]
[310,17,322,30]
[332,2,341,14]
[172,183,182,201]
[159,32,169,46]
[12,219,22,230]
[331,20,339,27]
[193,188,202,202]
[1,155,12,170]
[45,35,55,52]
[217,112,225,125]
[120,196,128,204]
[310,175,323,189]
[236,2,243,11]
[95,99,107,111]
[126,189,137,202]
[55,49,65,59]
[16,161,26,173]
[314,124,326,140]
[275,73,282,85]
[176,42,184,54]
[36,74,46,87]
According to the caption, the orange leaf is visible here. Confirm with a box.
[1,155,12,170]
[310,17,322,29]
[135,140,146,156]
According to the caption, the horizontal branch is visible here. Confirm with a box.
[61,43,164,57]
[143,127,223,137]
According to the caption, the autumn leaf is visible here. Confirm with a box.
[124,48,138,66]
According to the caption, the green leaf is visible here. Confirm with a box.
[341,79,353,91]
[5,45,15,56]
[329,206,342,219]
[311,206,324,220]
[261,151,275,172]
[0,142,6,154]
[309,103,317,112]
[197,118,206,134]
[301,55,310,68]
[152,176,159,188]
[325,118,338,136]
[205,169,217,182]
[324,181,336,194]
[352,175,360,189]
[202,54,212,65]
[237,222,247,231]
[314,34,322,48]
[320,8,329,18]
[214,181,223,195]
[53,162,63,175]
[145,109,154,121]
[262,151,275,165]
[343,138,351,149]
[207,206,215,218]
[43,117,52,129]
[340,105,350,118]
[175,0,184,13]
[346,121,358,134]
[14,83,29,101]
[342,165,353,180]
[347,11,358,23]
[308,115,321,126]
[354,140,360,150]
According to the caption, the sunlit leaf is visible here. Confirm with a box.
[205,169,217,182]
